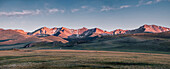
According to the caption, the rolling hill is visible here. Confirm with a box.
[62,31,170,53]
[25,31,170,54]
[0,29,68,50]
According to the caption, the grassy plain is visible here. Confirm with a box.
[0,49,170,69]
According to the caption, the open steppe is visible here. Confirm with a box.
[0,49,170,69]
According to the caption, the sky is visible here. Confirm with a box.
[0,0,170,32]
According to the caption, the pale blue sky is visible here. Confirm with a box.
[0,0,170,32]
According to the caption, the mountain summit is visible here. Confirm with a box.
[126,24,170,34]
[27,24,170,38]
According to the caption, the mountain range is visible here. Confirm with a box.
[0,24,170,49]
[28,24,170,38]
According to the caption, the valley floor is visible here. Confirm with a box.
[0,49,170,69]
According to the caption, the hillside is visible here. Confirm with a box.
[25,31,170,54]
[0,24,170,51]
[41,36,68,43]
[63,32,170,53]
[0,29,68,50]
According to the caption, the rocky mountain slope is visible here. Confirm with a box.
[29,24,170,38]
[0,24,169,45]
[0,29,68,46]
[126,24,170,34]
[0,24,170,50]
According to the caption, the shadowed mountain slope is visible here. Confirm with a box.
[57,31,170,53]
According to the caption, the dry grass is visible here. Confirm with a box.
[0,49,170,69]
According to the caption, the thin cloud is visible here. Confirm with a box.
[0,8,65,17]
[120,5,131,9]
[146,1,153,5]
[100,5,131,12]
[88,8,96,12]
[136,0,163,7]
[136,0,144,7]
[81,6,88,9]
[0,9,40,17]
[100,6,115,12]
[60,10,65,13]
[48,9,59,13]
[48,8,65,13]
[71,9,79,13]
[156,0,161,2]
